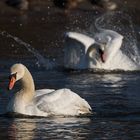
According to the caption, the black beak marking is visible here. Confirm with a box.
[9,73,17,80]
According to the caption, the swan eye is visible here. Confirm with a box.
[9,73,17,80]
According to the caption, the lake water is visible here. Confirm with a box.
[0,1,140,139]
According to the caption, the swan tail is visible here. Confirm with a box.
[77,99,92,115]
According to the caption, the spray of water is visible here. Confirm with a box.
[89,11,140,64]
[0,31,56,70]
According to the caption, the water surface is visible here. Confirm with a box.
[0,1,140,139]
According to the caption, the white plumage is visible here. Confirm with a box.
[64,31,138,71]
[7,64,92,117]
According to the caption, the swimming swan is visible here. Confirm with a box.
[7,63,92,117]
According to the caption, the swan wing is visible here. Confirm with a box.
[35,88,92,116]
[64,32,95,69]
[66,32,95,50]
[64,36,85,68]
[35,89,55,97]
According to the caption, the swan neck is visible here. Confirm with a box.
[21,67,35,94]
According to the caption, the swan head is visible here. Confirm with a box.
[8,63,25,90]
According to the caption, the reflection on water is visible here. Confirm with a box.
[0,117,91,140]
[0,115,140,139]
[8,119,35,140]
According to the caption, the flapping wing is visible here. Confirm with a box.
[64,32,95,69]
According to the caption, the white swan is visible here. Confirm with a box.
[64,32,95,69]
[7,64,92,117]
[64,31,138,71]
[89,30,138,70]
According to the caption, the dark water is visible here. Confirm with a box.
[1,71,140,139]
[0,1,140,140]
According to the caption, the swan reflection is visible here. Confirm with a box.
[7,117,91,140]
[8,119,36,140]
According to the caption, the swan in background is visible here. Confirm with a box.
[64,32,95,69]
[7,63,92,117]
[92,29,138,70]
[64,30,138,71]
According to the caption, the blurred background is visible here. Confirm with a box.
[0,0,139,63]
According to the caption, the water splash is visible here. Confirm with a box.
[89,11,140,64]
[0,31,56,70]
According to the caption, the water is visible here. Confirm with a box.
[0,31,57,70]
[0,1,140,139]
[1,71,140,139]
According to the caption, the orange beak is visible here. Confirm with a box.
[8,75,16,90]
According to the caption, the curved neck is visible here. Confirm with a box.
[20,67,35,99]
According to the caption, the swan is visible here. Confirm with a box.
[89,29,138,70]
[7,63,92,117]
[64,32,95,69]
[64,31,138,71]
